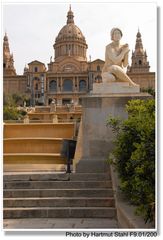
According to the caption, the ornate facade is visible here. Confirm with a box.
[3,7,155,106]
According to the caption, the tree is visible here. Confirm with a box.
[107,99,155,223]
[3,93,28,120]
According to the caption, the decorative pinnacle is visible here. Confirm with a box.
[67,5,74,24]
[4,32,8,41]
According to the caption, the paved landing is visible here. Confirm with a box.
[3,218,118,229]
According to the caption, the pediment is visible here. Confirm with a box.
[91,59,105,64]
[28,60,45,66]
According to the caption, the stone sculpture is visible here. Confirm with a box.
[102,28,137,86]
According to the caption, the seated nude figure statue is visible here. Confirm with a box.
[102,28,137,86]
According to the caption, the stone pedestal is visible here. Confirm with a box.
[93,82,140,94]
[75,93,150,173]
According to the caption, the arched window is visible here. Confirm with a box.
[63,79,73,92]
[139,60,142,65]
[97,65,100,71]
[3,63,6,69]
[79,80,87,92]
[34,67,38,72]
[49,80,57,92]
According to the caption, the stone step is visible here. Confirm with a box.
[4,180,112,189]
[4,123,75,139]
[4,197,115,208]
[70,173,111,181]
[4,138,63,154]
[4,172,111,182]
[4,188,113,198]
[4,153,67,164]
[4,164,67,172]
[4,207,116,219]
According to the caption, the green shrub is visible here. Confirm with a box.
[3,106,20,120]
[141,87,155,97]
[19,109,27,116]
[4,93,30,107]
[3,106,27,120]
[3,93,28,120]
[107,99,155,223]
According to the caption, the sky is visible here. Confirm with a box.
[2,2,157,75]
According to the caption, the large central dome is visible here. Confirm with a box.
[54,6,88,61]
[56,24,85,42]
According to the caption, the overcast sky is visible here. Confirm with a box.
[3,2,156,75]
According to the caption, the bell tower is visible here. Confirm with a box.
[127,29,150,73]
[3,33,16,76]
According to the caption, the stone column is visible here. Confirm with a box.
[84,46,86,58]
[73,76,76,92]
[60,77,63,92]
[76,76,79,92]
[57,77,59,92]
[86,77,89,91]
[59,46,61,57]
[74,44,76,55]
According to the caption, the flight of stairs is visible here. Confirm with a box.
[3,171,117,224]
[3,123,75,172]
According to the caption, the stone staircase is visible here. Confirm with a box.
[3,123,75,172]
[27,105,82,123]
[3,171,117,223]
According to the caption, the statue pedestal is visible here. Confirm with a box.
[92,82,140,94]
[75,93,151,173]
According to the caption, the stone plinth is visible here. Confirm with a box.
[75,93,150,173]
[93,82,140,94]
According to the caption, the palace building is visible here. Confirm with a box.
[3,6,155,106]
